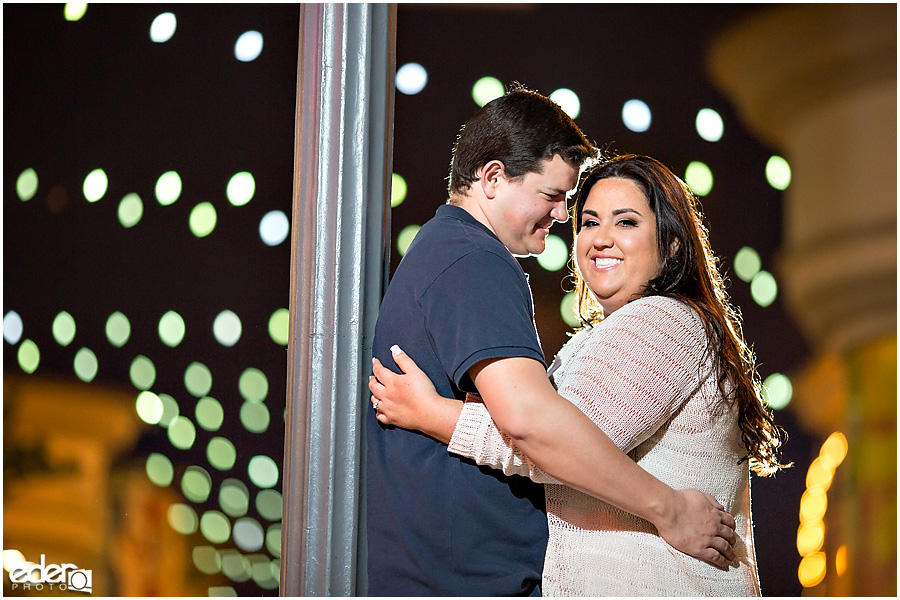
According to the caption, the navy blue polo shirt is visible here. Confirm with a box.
[366,204,548,596]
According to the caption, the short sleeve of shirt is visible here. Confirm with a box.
[421,249,545,393]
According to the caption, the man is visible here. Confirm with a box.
[366,85,735,596]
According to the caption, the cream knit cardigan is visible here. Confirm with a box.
[448,295,761,596]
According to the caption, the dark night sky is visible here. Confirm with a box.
[4,4,818,596]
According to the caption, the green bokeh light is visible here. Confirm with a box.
[762,373,793,410]
[182,465,213,503]
[130,355,156,390]
[64,3,88,21]
[158,393,180,427]
[472,76,504,107]
[685,161,713,196]
[733,246,762,282]
[168,503,199,535]
[118,193,144,228]
[766,156,792,191]
[391,173,408,208]
[200,510,232,544]
[397,224,421,257]
[136,391,164,425]
[213,310,242,347]
[83,168,108,202]
[208,436,237,471]
[155,171,182,206]
[252,559,279,590]
[168,416,197,450]
[209,586,238,596]
[221,551,251,582]
[240,402,270,433]
[751,270,778,307]
[196,396,224,431]
[560,291,580,328]
[227,172,256,206]
[159,310,185,347]
[192,546,222,575]
[266,524,281,558]
[18,339,40,374]
[73,347,98,382]
[190,202,218,237]
[185,361,213,397]
[17,168,38,201]
[256,489,283,522]
[146,452,174,486]
[536,234,568,271]
[248,455,279,489]
[106,311,131,347]
[268,308,289,346]
[239,368,268,403]
[52,311,76,346]
[219,479,250,517]
[233,518,265,552]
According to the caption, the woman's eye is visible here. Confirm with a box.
[617,219,637,227]
[581,220,598,228]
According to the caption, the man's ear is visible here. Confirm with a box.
[479,160,505,199]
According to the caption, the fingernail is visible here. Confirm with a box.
[390,345,402,356]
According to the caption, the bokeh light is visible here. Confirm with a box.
[751,270,778,307]
[685,161,713,196]
[550,88,580,120]
[158,393,180,427]
[106,311,131,347]
[221,551,251,582]
[397,224,421,256]
[260,210,290,246]
[235,31,263,62]
[396,62,428,95]
[128,355,156,390]
[136,391,164,425]
[200,510,232,544]
[806,457,835,491]
[733,246,762,282]
[16,168,38,201]
[52,311,76,346]
[798,552,826,587]
[208,436,238,471]
[155,171,182,206]
[256,489,282,522]
[233,518,265,552]
[472,77,504,107]
[4,311,24,345]
[146,452,174,486]
[168,416,197,450]
[118,193,144,228]
[150,12,177,43]
[536,234,568,271]
[622,99,651,132]
[799,487,828,521]
[18,339,40,374]
[64,3,88,22]
[168,504,199,535]
[210,586,239,596]
[797,521,825,555]
[227,172,255,206]
[193,546,222,575]
[214,310,242,347]
[240,402,270,433]
[766,155,792,190]
[560,291,580,328]
[239,368,269,403]
[73,347,98,382]
[248,455,279,489]
[190,202,218,237]
[696,108,724,142]
[185,361,213,397]
[391,173,408,208]
[196,396,225,431]
[219,479,250,517]
[83,168,108,202]
[266,525,281,557]
[182,465,213,503]
[159,310,186,347]
[762,373,792,410]
[835,545,847,577]
[819,432,848,470]
[268,308,289,345]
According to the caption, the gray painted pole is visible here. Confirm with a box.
[281,3,395,596]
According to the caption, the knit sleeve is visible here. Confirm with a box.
[447,297,710,477]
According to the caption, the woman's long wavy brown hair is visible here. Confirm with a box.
[570,154,789,476]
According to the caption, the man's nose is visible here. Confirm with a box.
[550,198,569,223]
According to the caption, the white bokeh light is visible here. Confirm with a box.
[696,108,724,142]
[622,99,652,132]
[235,31,263,62]
[396,63,428,95]
[4,311,24,345]
[260,210,289,246]
[550,88,580,119]
[150,12,177,43]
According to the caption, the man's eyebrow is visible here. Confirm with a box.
[543,187,569,195]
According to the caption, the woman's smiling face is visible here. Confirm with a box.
[575,177,662,316]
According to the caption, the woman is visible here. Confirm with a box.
[370,154,787,596]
